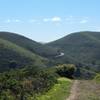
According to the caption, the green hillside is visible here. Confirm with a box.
[0,31,99,99]
[1,31,100,73]
[0,37,47,72]
[0,32,59,58]
[47,31,100,72]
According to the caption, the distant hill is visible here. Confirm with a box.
[1,31,100,72]
[0,32,59,58]
[0,32,59,71]
[47,31,100,72]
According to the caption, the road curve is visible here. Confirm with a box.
[55,52,65,57]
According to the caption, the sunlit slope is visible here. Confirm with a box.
[47,31,100,68]
[0,32,59,58]
[0,38,46,71]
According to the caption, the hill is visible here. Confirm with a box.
[0,32,59,58]
[47,31,100,72]
[0,32,54,71]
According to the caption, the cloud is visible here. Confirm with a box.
[43,16,61,23]
[51,16,61,22]
[43,18,50,22]
[5,19,21,23]
[5,19,11,23]
[80,19,88,24]
[65,16,89,24]
[13,19,21,22]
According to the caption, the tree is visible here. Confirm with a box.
[56,64,76,78]
[9,61,17,69]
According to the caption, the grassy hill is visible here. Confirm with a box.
[0,33,50,71]
[0,32,59,58]
[47,31,100,72]
[0,31,99,99]
[0,31,100,73]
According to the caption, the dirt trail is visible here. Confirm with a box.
[66,80,79,100]
[66,80,100,100]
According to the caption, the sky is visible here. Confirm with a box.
[0,0,100,42]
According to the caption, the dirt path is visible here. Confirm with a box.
[66,80,79,100]
[66,80,100,100]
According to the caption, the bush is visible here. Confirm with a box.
[56,64,76,78]
[0,90,15,100]
[9,61,17,69]
[94,74,100,82]
[0,66,57,99]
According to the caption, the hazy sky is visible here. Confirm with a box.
[0,0,100,42]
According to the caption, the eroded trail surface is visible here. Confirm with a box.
[67,80,79,100]
[67,80,100,100]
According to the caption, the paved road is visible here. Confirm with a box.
[55,52,65,57]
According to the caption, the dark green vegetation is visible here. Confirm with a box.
[0,31,100,73]
[0,64,76,99]
[0,32,59,58]
[0,31,100,99]
[56,64,76,78]
[36,78,72,100]
[75,67,96,79]
[47,31,100,73]
[0,66,57,100]
[0,32,59,71]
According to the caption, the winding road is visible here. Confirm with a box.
[55,52,65,57]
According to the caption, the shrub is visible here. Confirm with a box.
[0,66,57,99]
[94,74,100,82]
[9,61,17,69]
[56,64,76,78]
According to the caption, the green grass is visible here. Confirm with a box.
[35,78,72,100]
[94,74,100,83]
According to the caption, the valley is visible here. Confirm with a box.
[0,0,100,99]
